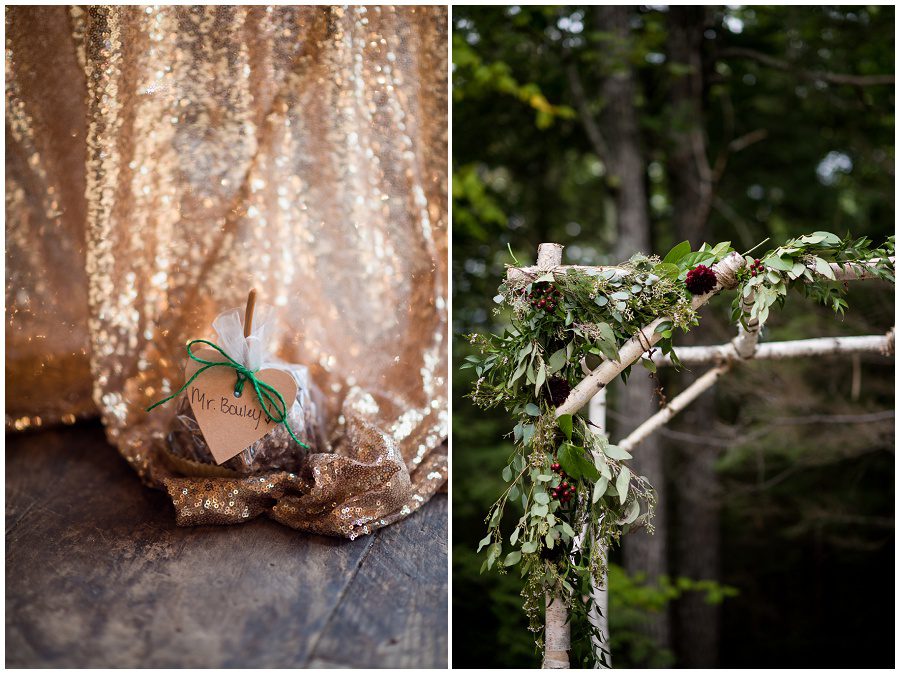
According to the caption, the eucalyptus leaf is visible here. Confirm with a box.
[521,540,538,554]
[547,348,567,374]
[477,534,492,553]
[503,551,522,567]
[615,466,631,504]
[602,444,633,461]
[534,362,546,396]
[592,476,609,504]
[524,403,541,416]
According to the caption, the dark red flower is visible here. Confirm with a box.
[546,376,571,407]
[685,264,718,295]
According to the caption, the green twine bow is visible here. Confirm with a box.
[146,339,309,450]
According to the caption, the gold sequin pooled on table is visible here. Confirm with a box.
[5,5,448,538]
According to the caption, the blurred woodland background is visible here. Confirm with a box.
[452,5,894,668]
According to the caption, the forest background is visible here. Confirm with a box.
[452,5,895,668]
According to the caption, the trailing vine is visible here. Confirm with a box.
[464,232,893,667]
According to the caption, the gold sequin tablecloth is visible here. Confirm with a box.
[5,5,448,537]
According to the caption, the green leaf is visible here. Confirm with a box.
[557,414,573,442]
[765,256,794,271]
[521,540,538,554]
[561,443,601,482]
[534,361,546,397]
[486,543,501,570]
[503,551,522,567]
[602,444,632,461]
[547,348,567,374]
[615,466,631,504]
[812,231,841,245]
[531,503,549,517]
[621,498,640,525]
[510,528,519,545]
[534,272,555,283]
[592,476,609,504]
[653,262,680,278]
[545,533,555,549]
[814,256,836,280]
[524,403,541,416]
[557,443,583,479]
[533,492,550,505]
[522,424,535,446]
[501,465,512,482]
[662,240,692,265]
[641,358,657,373]
[477,534,492,553]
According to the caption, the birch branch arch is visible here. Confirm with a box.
[529,242,894,668]
[468,234,894,669]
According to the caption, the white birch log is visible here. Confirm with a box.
[537,243,564,269]
[731,291,761,359]
[618,365,730,453]
[543,593,571,669]
[587,389,610,667]
[555,252,747,417]
[651,332,894,367]
[828,257,894,281]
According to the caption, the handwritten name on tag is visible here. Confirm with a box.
[185,348,298,464]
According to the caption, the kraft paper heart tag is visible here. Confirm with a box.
[185,348,298,464]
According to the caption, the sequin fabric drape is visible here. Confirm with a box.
[5,5,448,538]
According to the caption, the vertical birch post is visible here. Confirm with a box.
[588,388,611,667]
[538,243,571,670]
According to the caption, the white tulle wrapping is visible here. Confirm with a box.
[211,304,277,371]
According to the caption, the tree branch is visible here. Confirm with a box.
[721,47,895,87]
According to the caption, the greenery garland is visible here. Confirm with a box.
[464,232,893,667]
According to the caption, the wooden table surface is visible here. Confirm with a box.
[6,421,447,668]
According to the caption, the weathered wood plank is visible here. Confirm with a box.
[5,422,447,668]
[307,494,448,668]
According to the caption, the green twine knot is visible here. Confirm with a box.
[146,339,309,450]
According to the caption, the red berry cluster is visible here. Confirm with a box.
[749,258,764,277]
[525,285,561,313]
[550,461,576,504]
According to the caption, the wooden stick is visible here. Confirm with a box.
[244,288,257,338]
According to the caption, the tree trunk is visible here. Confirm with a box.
[593,4,672,654]
[665,7,721,667]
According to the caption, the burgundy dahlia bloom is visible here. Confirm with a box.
[685,264,718,295]
[546,376,571,407]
